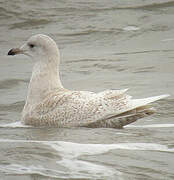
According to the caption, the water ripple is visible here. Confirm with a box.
[0,139,173,179]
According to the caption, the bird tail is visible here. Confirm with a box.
[86,94,170,128]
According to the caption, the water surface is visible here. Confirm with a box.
[0,0,174,179]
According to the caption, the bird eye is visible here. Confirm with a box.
[28,44,35,48]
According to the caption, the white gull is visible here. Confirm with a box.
[8,34,169,128]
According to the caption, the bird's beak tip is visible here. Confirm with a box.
[8,48,22,56]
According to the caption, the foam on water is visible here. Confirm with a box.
[126,124,174,128]
[123,26,140,31]
[1,139,172,179]
[0,162,119,179]
[0,121,30,128]
[0,164,69,179]
[56,158,118,179]
[0,139,173,154]
[42,141,174,159]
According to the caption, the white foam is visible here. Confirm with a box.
[56,158,118,179]
[0,164,66,178]
[0,162,120,179]
[0,121,30,128]
[0,139,173,154]
[126,124,174,128]
[0,139,172,179]
[123,26,140,31]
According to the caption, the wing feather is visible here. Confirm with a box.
[25,90,169,127]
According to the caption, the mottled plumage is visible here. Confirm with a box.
[8,34,169,128]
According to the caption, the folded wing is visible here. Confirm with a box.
[30,89,169,128]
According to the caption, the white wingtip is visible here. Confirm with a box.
[158,94,170,99]
[132,94,170,108]
[151,94,170,101]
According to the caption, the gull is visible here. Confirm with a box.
[8,34,169,128]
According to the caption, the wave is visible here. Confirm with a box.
[0,162,119,179]
[0,139,173,154]
[0,139,172,179]
[0,164,65,179]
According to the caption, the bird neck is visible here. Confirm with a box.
[25,56,63,106]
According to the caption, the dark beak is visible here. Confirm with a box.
[8,48,22,56]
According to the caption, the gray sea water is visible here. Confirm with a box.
[0,0,174,179]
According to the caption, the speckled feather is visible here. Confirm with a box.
[22,88,166,128]
[23,89,132,127]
